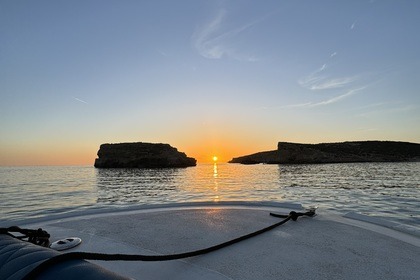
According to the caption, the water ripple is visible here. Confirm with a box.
[0,163,419,227]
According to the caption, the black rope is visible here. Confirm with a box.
[0,226,50,247]
[20,210,315,280]
[270,210,316,221]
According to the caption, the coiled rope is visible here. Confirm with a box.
[0,225,50,247]
[2,210,315,280]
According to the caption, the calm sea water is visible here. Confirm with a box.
[0,163,419,228]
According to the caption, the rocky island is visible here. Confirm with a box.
[94,142,196,168]
[229,141,420,164]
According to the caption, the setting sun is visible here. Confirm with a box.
[212,156,218,162]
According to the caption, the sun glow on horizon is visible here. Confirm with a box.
[212,156,218,162]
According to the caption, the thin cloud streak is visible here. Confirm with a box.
[72,97,88,104]
[191,9,267,61]
[299,72,358,91]
[192,9,226,59]
[298,75,326,89]
[299,58,359,91]
[298,64,327,88]
[312,87,365,106]
[282,87,366,109]
[309,76,358,90]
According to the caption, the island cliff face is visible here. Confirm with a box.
[94,142,196,168]
[229,141,420,164]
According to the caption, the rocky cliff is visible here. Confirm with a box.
[94,142,196,168]
[229,141,420,164]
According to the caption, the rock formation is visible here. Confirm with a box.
[94,142,196,168]
[229,141,420,164]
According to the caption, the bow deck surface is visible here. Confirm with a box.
[4,202,420,280]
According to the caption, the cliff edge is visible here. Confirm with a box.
[229,141,420,164]
[94,142,196,168]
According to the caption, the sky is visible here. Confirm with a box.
[1,0,419,165]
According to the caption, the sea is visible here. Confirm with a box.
[0,162,419,228]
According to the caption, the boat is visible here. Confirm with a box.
[1,201,419,279]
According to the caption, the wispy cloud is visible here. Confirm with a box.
[191,9,264,61]
[298,74,324,89]
[309,76,359,90]
[298,64,327,89]
[299,66,358,91]
[72,97,88,104]
[312,87,365,106]
[350,21,357,30]
[192,9,226,59]
[298,51,360,91]
[283,87,366,109]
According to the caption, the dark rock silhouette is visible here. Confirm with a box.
[94,142,196,168]
[229,141,420,164]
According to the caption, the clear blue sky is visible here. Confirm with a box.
[1,0,419,165]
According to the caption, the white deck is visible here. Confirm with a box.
[19,202,420,280]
